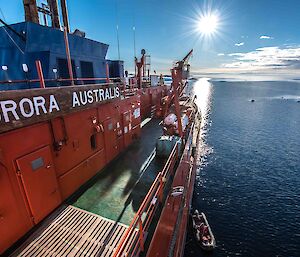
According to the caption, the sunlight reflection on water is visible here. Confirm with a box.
[188,78,214,175]
[185,79,300,257]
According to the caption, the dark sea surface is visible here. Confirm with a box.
[185,79,300,257]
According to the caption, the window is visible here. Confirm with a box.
[31,157,44,171]
[80,61,94,84]
[56,58,77,85]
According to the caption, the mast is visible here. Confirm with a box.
[23,0,62,30]
[47,0,60,29]
[115,0,121,60]
[60,0,70,33]
[23,0,39,24]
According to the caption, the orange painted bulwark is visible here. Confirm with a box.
[0,92,145,254]
[146,161,191,257]
[0,83,168,254]
[58,149,106,199]
[139,86,166,118]
[147,136,196,257]
[16,146,61,223]
[0,162,33,253]
[0,123,54,253]
[53,108,105,177]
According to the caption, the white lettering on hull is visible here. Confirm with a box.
[20,98,34,117]
[0,95,59,123]
[71,87,120,108]
[72,92,80,107]
[0,86,120,125]
[33,96,47,115]
[49,95,60,113]
[0,100,20,122]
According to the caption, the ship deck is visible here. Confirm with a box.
[73,118,165,225]
[12,206,138,257]
[12,118,165,257]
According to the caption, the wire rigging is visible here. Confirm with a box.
[132,2,136,58]
[0,7,25,54]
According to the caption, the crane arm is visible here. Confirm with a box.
[181,49,193,64]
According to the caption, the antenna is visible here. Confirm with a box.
[115,0,120,60]
[132,4,136,58]
[132,2,136,75]
[133,25,136,58]
[116,24,120,60]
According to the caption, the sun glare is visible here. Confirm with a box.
[197,13,219,36]
[183,5,224,45]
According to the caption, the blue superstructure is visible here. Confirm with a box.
[0,22,124,90]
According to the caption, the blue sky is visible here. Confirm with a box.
[1,0,300,75]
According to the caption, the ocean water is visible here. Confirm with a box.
[185,79,300,257]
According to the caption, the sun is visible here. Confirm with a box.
[197,13,219,36]
[181,5,224,45]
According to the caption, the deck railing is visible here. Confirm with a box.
[0,76,148,99]
[0,76,155,98]
[0,77,123,85]
[112,142,179,257]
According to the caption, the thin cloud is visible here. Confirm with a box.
[222,46,300,70]
[260,35,273,39]
[217,53,225,56]
[235,42,244,46]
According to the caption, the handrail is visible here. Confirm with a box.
[0,77,150,96]
[0,77,123,85]
[0,77,168,95]
[113,142,179,257]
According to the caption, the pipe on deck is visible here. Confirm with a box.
[60,0,70,33]
[63,27,74,85]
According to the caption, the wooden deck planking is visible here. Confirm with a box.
[12,206,138,257]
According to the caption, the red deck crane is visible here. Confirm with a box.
[163,49,193,137]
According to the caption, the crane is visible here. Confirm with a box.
[162,50,193,137]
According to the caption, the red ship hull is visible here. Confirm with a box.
[0,85,166,254]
